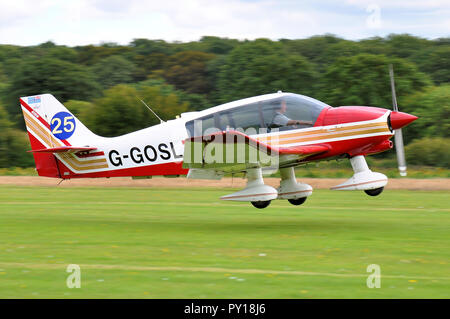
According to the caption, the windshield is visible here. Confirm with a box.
[186,94,329,137]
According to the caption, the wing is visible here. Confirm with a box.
[183,130,328,174]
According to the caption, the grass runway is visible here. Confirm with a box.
[0,185,449,298]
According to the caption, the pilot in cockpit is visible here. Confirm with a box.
[271,100,306,127]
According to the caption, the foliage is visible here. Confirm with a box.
[64,100,94,123]
[91,55,136,90]
[414,46,450,85]
[0,104,34,167]
[132,53,168,81]
[164,51,216,94]
[405,137,450,168]
[0,34,449,168]
[75,43,132,65]
[281,34,343,63]
[85,83,188,137]
[319,54,431,107]
[130,39,174,56]
[6,57,101,123]
[401,85,450,141]
[217,39,317,102]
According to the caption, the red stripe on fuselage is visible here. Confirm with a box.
[57,160,188,179]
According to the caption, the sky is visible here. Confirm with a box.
[0,0,449,46]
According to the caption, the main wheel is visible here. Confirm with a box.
[364,187,384,196]
[251,200,271,209]
[288,197,307,206]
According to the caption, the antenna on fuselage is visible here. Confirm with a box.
[138,98,165,124]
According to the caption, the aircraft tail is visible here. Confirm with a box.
[20,94,107,178]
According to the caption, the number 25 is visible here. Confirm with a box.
[52,116,74,134]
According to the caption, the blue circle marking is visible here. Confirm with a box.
[50,111,76,140]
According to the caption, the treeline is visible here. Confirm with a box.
[0,34,448,168]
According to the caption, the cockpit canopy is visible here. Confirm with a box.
[186,94,329,137]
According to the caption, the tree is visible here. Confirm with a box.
[132,53,168,81]
[135,79,211,111]
[75,44,132,66]
[318,54,431,107]
[199,36,240,55]
[64,100,94,123]
[85,84,188,137]
[7,57,101,124]
[130,39,173,55]
[385,34,429,59]
[0,63,8,99]
[164,51,216,94]
[0,45,21,63]
[46,45,78,63]
[405,137,450,167]
[401,85,450,142]
[0,104,34,167]
[358,36,387,56]
[281,34,343,62]
[318,40,362,69]
[217,39,317,102]
[91,55,136,89]
[414,46,450,84]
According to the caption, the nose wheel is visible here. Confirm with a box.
[251,200,271,209]
[364,187,384,196]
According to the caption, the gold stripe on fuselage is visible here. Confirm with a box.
[257,122,387,142]
[59,153,109,171]
[269,127,391,146]
[257,122,390,146]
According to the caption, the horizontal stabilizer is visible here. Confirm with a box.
[28,146,97,153]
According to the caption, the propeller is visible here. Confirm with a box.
[389,64,407,177]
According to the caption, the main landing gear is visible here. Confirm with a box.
[221,168,278,209]
[221,167,313,209]
[278,167,312,206]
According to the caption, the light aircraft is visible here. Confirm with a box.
[19,83,417,209]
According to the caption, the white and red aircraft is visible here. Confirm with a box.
[19,91,417,208]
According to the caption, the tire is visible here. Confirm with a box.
[364,187,384,196]
[288,197,307,206]
[251,200,271,209]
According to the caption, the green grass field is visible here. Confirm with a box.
[0,186,448,298]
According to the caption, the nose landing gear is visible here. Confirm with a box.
[364,187,384,196]
[331,155,387,196]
